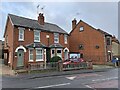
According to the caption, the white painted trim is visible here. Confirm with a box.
[108,50,111,52]
[15,45,26,52]
[51,48,55,58]
[29,49,34,62]
[34,30,40,42]
[18,28,24,41]
[8,15,14,26]
[63,47,69,52]
[56,49,62,58]
[54,33,59,43]
[18,27,25,30]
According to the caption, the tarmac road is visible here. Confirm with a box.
[2,68,119,89]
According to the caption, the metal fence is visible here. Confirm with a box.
[28,62,59,71]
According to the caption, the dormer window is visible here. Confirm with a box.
[34,30,40,42]
[80,26,84,31]
[54,33,59,43]
[18,27,25,41]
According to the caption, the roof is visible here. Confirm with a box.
[70,20,112,36]
[8,14,68,34]
[26,42,46,48]
[112,36,120,44]
[49,43,63,48]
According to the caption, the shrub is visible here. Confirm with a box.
[50,56,62,62]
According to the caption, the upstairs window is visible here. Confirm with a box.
[106,37,111,45]
[5,35,8,46]
[79,44,84,50]
[64,34,68,44]
[54,33,59,43]
[34,30,40,42]
[18,27,24,41]
[80,26,84,31]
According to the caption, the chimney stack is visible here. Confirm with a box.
[38,13,44,25]
[72,18,77,30]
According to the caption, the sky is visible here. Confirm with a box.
[0,1,119,41]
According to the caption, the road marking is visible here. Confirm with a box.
[92,77,118,82]
[85,85,92,88]
[35,83,71,88]
[66,76,76,80]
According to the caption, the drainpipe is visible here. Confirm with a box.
[104,35,107,64]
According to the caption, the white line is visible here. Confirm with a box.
[92,77,118,82]
[36,83,71,88]
[85,85,92,88]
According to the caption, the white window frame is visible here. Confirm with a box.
[56,49,62,58]
[34,30,40,42]
[36,48,44,61]
[106,36,111,45]
[80,26,84,31]
[51,48,55,58]
[18,27,25,41]
[64,34,68,44]
[29,49,34,62]
[54,33,59,43]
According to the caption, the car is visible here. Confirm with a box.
[63,58,84,65]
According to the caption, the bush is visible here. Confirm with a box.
[50,56,62,62]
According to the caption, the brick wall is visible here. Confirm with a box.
[69,21,106,64]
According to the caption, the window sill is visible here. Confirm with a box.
[36,59,44,62]
[64,42,67,44]
[28,60,33,62]
[34,41,40,42]
[19,40,24,41]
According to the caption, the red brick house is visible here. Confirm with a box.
[3,13,69,69]
[69,19,112,64]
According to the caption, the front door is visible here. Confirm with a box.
[17,50,24,67]
[46,48,51,63]
[64,50,68,60]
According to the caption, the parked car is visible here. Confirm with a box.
[63,58,84,65]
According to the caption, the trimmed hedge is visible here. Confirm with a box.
[50,56,62,62]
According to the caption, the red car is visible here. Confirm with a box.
[63,58,84,65]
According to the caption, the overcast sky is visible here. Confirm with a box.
[0,1,118,40]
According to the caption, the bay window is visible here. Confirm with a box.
[29,49,33,61]
[36,49,43,61]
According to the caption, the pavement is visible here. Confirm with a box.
[1,58,116,79]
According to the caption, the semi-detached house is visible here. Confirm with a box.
[3,13,69,69]
[3,13,113,70]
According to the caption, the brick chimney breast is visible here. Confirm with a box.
[38,13,44,25]
[72,18,77,30]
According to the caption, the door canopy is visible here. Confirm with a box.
[15,45,26,52]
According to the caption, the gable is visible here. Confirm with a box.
[3,16,13,37]
[69,20,112,37]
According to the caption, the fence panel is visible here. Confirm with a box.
[62,62,92,71]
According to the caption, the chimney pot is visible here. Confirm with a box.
[38,13,44,25]
[72,18,77,30]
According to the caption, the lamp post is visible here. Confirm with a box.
[46,35,50,47]
[46,35,50,64]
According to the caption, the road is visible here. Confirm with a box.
[2,68,119,89]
